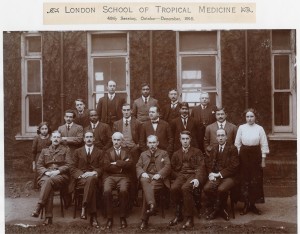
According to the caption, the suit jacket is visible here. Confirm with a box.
[170,116,200,151]
[73,109,90,128]
[206,144,239,181]
[96,94,125,124]
[113,117,141,145]
[161,103,181,124]
[132,97,158,123]
[68,146,104,179]
[171,147,206,185]
[140,119,173,156]
[84,122,112,150]
[58,123,83,148]
[103,147,132,178]
[136,149,171,188]
[204,121,237,154]
[191,104,217,127]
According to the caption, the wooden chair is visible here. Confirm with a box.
[40,189,65,218]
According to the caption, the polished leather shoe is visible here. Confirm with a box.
[120,217,127,229]
[42,217,53,226]
[90,216,100,228]
[140,219,148,230]
[220,209,230,221]
[240,202,250,215]
[31,203,43,218]
[182,217,194,229]
[206,209,218,220]
[80,207,87,219]
[146,203,156,216]
[169,216,183,226]
[249,205,262,215]
[105,218,113,229]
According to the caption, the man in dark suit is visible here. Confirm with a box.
[103,132,132,230]
[203,129,239,221]
[96,80,126,129]
[169,131,206,229]
[68,130,103,228]
[191,92,217,154]
[73,98,90,128]
[204,107,237,156]
[136,135,171,230]
[162,88,181,124]
[31,131,70,226]
[58,109,83,154]
[171,102,199,152]
[84,109,112,151]
[140,106,173,157]
[113,103,142,207]
[132,83,158,123]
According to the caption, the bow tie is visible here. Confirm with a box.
[152,121,159,124]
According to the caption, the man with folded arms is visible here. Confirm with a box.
[68,130,103,228]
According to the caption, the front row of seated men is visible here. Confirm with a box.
[31,128,239,230]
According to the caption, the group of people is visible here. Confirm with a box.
[30,80,269,230]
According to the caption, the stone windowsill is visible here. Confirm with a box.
[15,133,35,141]
[268,133,297,141]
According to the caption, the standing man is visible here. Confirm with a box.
[58,109,83,154]
[169,131,206,229]
[102,132,132,230]
[68,130,103,228]
[191,92,217,154]
[203,129,239,221]
[136,135,171,230]
[132,83,158,123]
[162,88,181,124]
[171,102,200,151]
[113,103,142,207]
[73,98,90,128]
[96,80,125,129]
[140,106,173,157]
[31,131,70,226]
[204,107,237,156]
[84,109,112,151]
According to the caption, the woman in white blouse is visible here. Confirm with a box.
[235,108,269,216]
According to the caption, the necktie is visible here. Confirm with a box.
[144,97,147,104]
[92,124,96,131]
[183,118,187,129]
[172,104,176,109]
[220,124,223,129]
[67,125,70,131]
[87,148,91,164]
[109,95,113,100]
[125,120,128,127]
[116,149,120,157]
[219,146,223,153]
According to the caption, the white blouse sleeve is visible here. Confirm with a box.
[259,126,270,156]
[234,126,242,153]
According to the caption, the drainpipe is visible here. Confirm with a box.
[245,30,249,108]
[149,31,153,94]
[60,32,65,123]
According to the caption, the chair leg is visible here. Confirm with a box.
[60,191,64,218]
[230,193,235,219]
[73,190,77,219]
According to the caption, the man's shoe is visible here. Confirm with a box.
[105,218,113,229]
[220,209,230,221]
[140,219,148,230]
[80,207,87,219]
[31,203,42,218]
[182,217,194,229]
[146,203,156,216]
[42,217,52,226]
[120,217,127,229]
[169,215,184,226]
[240,202,250,215]
[249,205,262,215]
[90,215,100,228]
[206,210,218,220]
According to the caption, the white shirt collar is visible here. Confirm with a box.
[85,145,94,153]
[66,122,73,127]
[201,104,208,109]
[217,120,227,128]
[151,118,160,123]
[219,143,226,150]
[108,93,115,99]
[142,96,150,102]
[123,117,132,122]
[91,121,99,128]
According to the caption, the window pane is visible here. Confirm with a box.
[91,34,127,53]
[274,55,290,89]
[181,56,216,89]
[274,92,290,126]
[27,60,41,92]
[183,92,216,107]
[179,31,217,52]
[26,36,41,54]
[272,30,291,50]
[27,95,42,126]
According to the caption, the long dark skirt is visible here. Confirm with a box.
[240,145,265,204]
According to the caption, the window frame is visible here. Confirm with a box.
[87,31,130,109]
[176,31,222,107]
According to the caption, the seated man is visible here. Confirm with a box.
[136,135,171,230]
[103,132,132,230]
[203,129,239,221]
[31,131,70,226]
[169,131,206,229]
[68,130,103,228]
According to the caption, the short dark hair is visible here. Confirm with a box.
[84,130,94,137]
[75,98,85,103]
[216,128,228,135]
[180,130,191,137]
[179,102,189,109]
[243,108,258,118]
[65,109,76,118]
[169,88,178,93]
[122,103,131,108]
[141,83,150,89]
[216,106,227,114]
[149,105,160,113]
[37,122,52,135]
